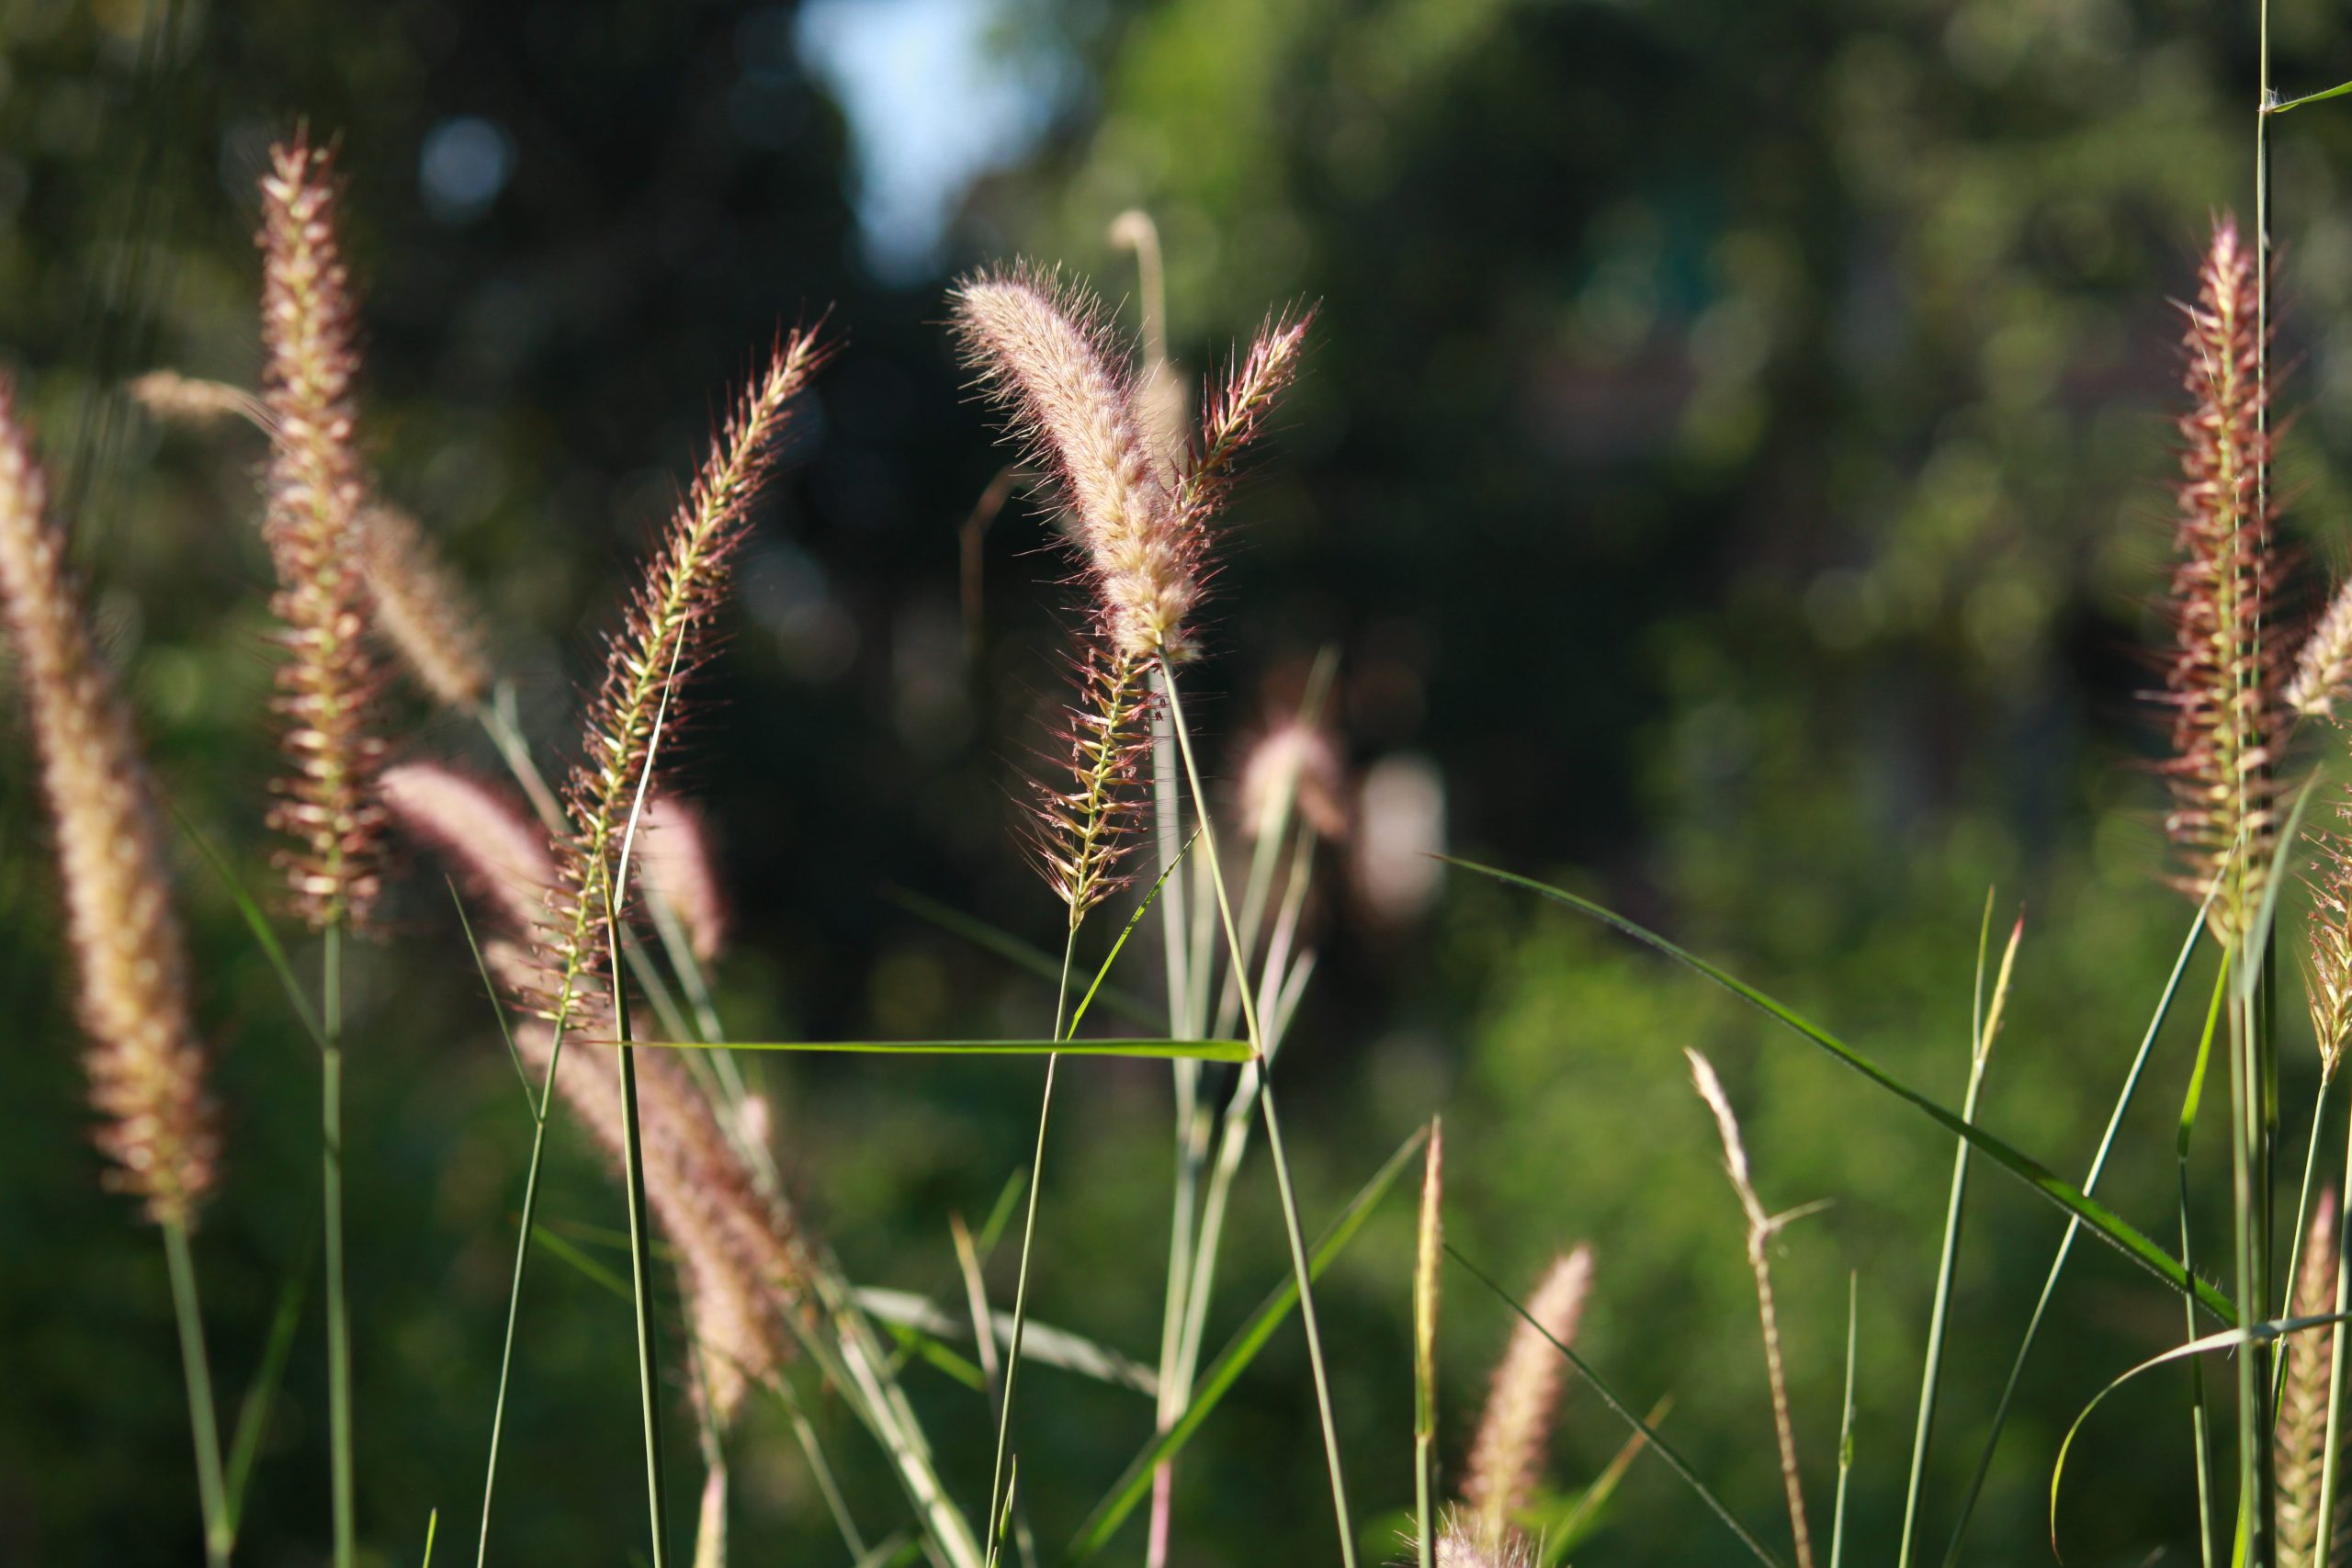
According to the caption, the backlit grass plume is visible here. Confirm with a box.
[952,270,1311,665]
[641,794,729,964]
[2278,1188,2338,1567]
[0,383,216,1227]
[539,330,826,1031]
[2160,215,2285,937]
[255,134,387,930]
[361,505,492,712]
[1434,1511,1534,1568]
[2305,798,2352,1084]
[380,762,555,933]
[1458,1246,1593,1552]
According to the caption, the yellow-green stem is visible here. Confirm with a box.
[164,1220,231,1568]
[322,921,354,1568]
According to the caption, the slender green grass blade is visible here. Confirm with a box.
[170,804,326,1051]
[533,1223,631,1303]
[421,1507,439,1568]
[1832,1273,1857,1568]
[1446,1244,1786,1568]
[1065,1127,1426,1563]
[2237,773,2318,1006]
[1539,1396,1668,1564]
[447,876,533,1109]
[1449,857,2234,1324]
[2272,78,2352,113]
[622,1037,1250,1061]
[855,1287,1158,1395]
[2049,1310,2352,1557]
[851,1535,922,1568]
[222,1223,316,1534]
[1940,897,2212,1563]
[877,1320,987,1392]
[1067,831,1197,1040]
[888,887,1159,1029]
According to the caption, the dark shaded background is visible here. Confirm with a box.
[5,0,2351,1562]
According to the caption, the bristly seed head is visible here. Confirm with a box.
[2158,214,2286,940]
[0,382,218,1228]
[255,133,387,930]
[1029,626,1159,924]
[2278,1187,2339,1562]
[2304,794,2352,1083]
[360,505,493,711]
[1458,1247,1593,1552]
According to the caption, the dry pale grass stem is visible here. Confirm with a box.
[640,794,729,964]
[255,134,387,929]
[360,506,492,711]
[0,385,216,1226]
[538,330,826,1032]
[1240,718,1349,841]
[2161,216,2286,937]
[1687,1047,1815,1568]
[2305,798,2352,1084]
[2279,1188,2340,1567]
[379,762,555,933]
[127,369,273,432]
[1458,1247,1593,1552]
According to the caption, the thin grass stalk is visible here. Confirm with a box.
[606,900,673,1567]
[321,928,354,1568]
[1415,1120,1442,1568]
[1941,897,2212,1563]
[2188,952,2232,1568]
[982,930,1074,1567]
[1147,677,1199,1568]
[164,1222,231,1567]
[1159,668,1356,1568]
[2275,1076,2337,1414]
[2233,983,2270,1564]
[1830,1272,1856,1568]
[1896,907,2018,1567]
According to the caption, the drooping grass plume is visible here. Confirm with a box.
[1240,717,1348,841]
[537,329,826,1033]
[2159,214,2285,939]
[641,794,729,964]
[1688,1047,1815,1568]
[0,382,218,1228]
[2308,799,2352,1083]
[951,269,1198,660]
[361,505,492,712]
[1030,629,1159,925]
[2279,1188,2338,1568]
[381,762,556,934]
[1459,1246,1593,1552]
[128,368,272,432]
[255,134,387,931]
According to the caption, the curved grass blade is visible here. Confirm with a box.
[1832,1273,1858,1568]
[222,1222,317,1538]
[2048,1310,2352,1559]
[170,802,326,1051]
[2237,772,2319,1005]
[1448,857,2234,1325]
[622,1037,1250,1061]
[1065,1127,1427,1563]
[1446,1243,1787,1568]
[1068,830,1197,1041]
[856,1287,1158,1396]
[1939,896,2212,1563]
[888,886,1159,1029]
[447,877,533,1110]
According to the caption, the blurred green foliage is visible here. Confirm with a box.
[6,0,2352,1564]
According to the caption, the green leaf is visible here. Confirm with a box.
[1446,1245,1786,1568]
[1448,857,2236,1325]
[1064,1126,1428,1562]
[168,804,325,1051]
[622,1037,1251,1062]
[221,1224,316,1536]
[532,1224,631,1303]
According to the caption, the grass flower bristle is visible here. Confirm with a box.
[1459,1246,1592,1551]
[2305,797,2352,1082]
[2159,215,2285,937]
[951,269,1198,660]
[2278,1188,2339,1566]
[361,505,492,711]
[538,330,826,1030]
[255,134,387,930]
[0,383,217,1227]
[1176,311,1312,534]
[1031,628,1159,922]
[1433,1510,1534,1568]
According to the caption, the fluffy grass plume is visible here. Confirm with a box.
[2289,577,2352,720]
[1433,1510,1535,1568]
[360,506,492,711]
[537,330,826,1030]
[2278,1188,2339,1567]
[640,794,729,964]
[2160,215,2284,936]
[255,134,387,930]
[380,762,555,933]
[1458,1246,1592,1551]
[0,383,216,1227]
